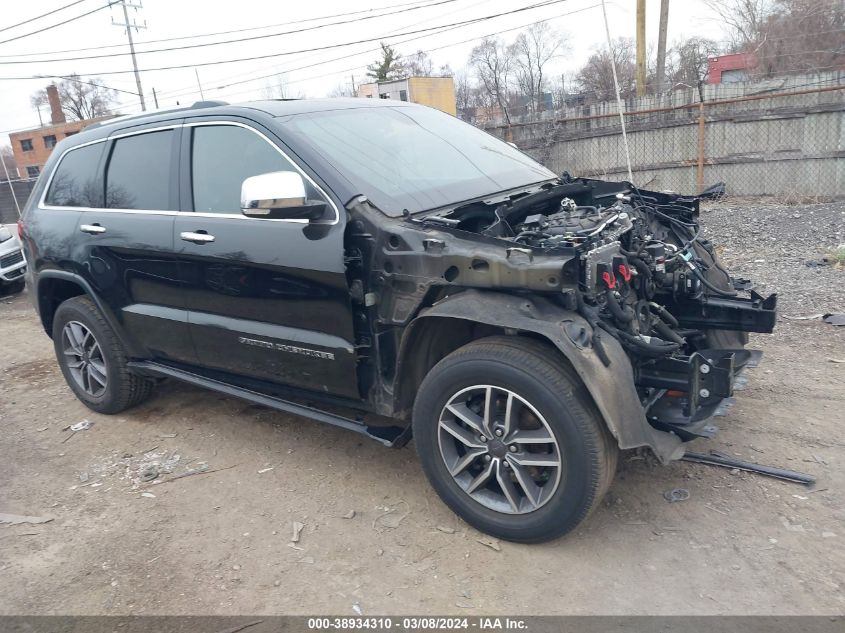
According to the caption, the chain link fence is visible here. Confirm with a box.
[483,78,845,200]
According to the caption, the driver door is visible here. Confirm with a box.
[174,120,360,400]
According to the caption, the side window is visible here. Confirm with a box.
[191,125,323,214]
[45,143,104,207]
[105,130,175,210]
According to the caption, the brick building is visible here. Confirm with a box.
[357,76,457,116]
[707,53,757,84]
[9,84,112,180]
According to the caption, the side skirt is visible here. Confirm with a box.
[127,361,407,447]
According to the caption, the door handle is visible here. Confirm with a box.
[80,224,106,235]
[180,231,215,244]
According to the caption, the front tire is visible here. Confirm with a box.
[52,296,153,414]
[413,336,616,543]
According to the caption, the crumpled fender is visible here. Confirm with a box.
[412,289,684,463]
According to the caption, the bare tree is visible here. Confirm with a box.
[509,23,567,115]
[328,81,356,98]
[1,146,17,181]
[575,38,637,102]
[405,50,434,76]
[367,42,405,81]
[666,37,722,100]
[261,74,288,99]
[454,70,478,120]
[30,75,118,122]
[469,37,513,124]
[703,0,771,50]
[754,0,844,76]
[704,0,843,77]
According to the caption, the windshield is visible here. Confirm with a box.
[280,105,555,215]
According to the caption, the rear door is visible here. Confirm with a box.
[73,122,196,363]
[175,120,359,399]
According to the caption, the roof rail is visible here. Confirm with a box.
[190,100,229,109]
[83,100,231,131]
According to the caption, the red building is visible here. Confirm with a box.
[707,53,757,84]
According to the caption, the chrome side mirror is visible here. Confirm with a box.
[240,171,326,220]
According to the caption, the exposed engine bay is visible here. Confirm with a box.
[391,176,778,442]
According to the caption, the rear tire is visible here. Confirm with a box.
[413,336,616,543]
[52,296,153,414]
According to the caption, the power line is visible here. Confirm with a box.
[0,0,89,34]
[0,2,116,46]
[0,0,448,58]
[38,73,140,96]
[1,0,464,65]
[0,0,570,79]
[153,0,484,100]
[165,4,602,104]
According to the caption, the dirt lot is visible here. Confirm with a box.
[1,201,843,615]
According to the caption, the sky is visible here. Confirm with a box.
[0,0,730,139]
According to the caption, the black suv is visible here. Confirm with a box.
[20,98,776,542]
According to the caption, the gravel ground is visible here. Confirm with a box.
[0,200,843,616]
[700,200,845,328]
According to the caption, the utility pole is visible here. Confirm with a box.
[655,0,670,95]
[635,0,647,97]
[112,0,147,112]
[195,69,205,100]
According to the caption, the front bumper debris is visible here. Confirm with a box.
[639,349,762,440]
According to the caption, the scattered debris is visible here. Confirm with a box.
[62,419,94,443]
[822,532,837,538]
[140,492,156,499]
[828,358,845,364]
[682,450,816,486]
[372,500,410,532]
[287,543,304,551]
[158,433,178,439]
[342,510,356,519]
[781,517,805,533]
[0,513,53,525]
[476,537,501,552]
[257,467,274,474]
[436,525,456,534]
[139,465,160,482]
[352,603,363,616]
[141,464,237,487]
[782,314,824,321]
[291,521,304,543]
[79,472,89,483]
[663,488,690,503]
[704,504,729,516]
[36,426,48,432]
[822,313,845,326]
[455,601,474,609]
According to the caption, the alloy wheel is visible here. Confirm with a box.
[62,320,108,397]
[437,385,562,514]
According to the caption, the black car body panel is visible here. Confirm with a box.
[21,98,777,463]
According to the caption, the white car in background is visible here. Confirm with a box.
[0,223,26,294]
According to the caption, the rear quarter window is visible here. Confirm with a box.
[44,143,105,207]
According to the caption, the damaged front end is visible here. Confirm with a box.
[346,176,777,462]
